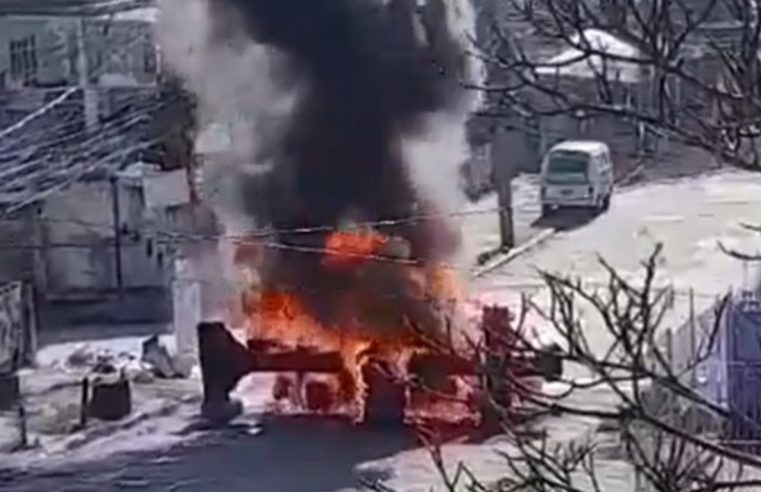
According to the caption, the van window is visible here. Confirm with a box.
[545,150,589,184]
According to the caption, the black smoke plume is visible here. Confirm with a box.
[211,0,466,335]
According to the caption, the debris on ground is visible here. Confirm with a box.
[65,346,97,368]
[0,335,203,466]
[141,336,191,379]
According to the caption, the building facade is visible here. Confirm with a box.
[0,6,159,117]
[0,2,200,328]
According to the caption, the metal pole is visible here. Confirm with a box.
[77,18,98,132]
[79,377,89,428]
[21,283,38,367]
[497,179,515,249]
[30,205,46,338]
[31,205,47,298]
[689,288,697,386]
[16,401,27,450]
[491,129,516,249]
[110,176,123,294]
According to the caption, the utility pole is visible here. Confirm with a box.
[77,18,98,132]
[490,127,516,249]
[689,288,697,387]
[110,175,124,294]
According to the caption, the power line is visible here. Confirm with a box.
[0,213,730,302]
[0,183,737,297]
[0,91,170,212]
[0,202,535,282]
[0,90,184,188]
[0,30,184,206]
[1,135,162,217]
[0,90,153,156]
[0,88,80,142]
[0,202,509,242]
[0,105,156,194]
[0,22,153,143]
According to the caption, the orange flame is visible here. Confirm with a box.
[238,229,472,421]
[322,230,388,268]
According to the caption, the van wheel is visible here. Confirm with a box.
[541,204,552,217]
[602,194,611,210]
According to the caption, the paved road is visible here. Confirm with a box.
[0,390,626,492]
[475,169,761,356]
[5,170,761,492]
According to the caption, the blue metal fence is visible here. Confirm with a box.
[724,294,761,453]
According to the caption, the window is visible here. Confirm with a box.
[9,35,38,84]
[545,151,590,184]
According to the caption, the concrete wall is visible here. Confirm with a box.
[40,179,169,296]
[0,16,75,87]
[0,207,38,286]
[0,282,33,371]
[42,181,114,293]
[487,123,542,185]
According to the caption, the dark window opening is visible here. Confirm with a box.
[9,35,38,85]
[545,151,590,184]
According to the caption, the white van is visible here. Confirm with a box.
[539,140,614,216]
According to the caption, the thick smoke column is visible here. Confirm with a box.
[215,0,463,246]
[154,0,474,336]
[200,0,468,331]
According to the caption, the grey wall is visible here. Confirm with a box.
[0,15,156,90]
[0,206,38,286]
[0,16,75,87]
[40,179,169,297]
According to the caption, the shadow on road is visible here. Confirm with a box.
[531,208,602,232]
[3,416,419,492]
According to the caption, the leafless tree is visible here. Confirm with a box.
[469,0,761,173]
[413,2,761,488]
[361,245,761,491]
[468,245,761,492]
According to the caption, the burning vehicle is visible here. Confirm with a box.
[182,0,563,433]
[198,230,563,431]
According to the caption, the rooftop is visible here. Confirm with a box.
[536,28,643,83]
[550,140,609,154]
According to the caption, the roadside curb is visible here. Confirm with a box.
[472,228,557,279]
[615,162,646,187]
